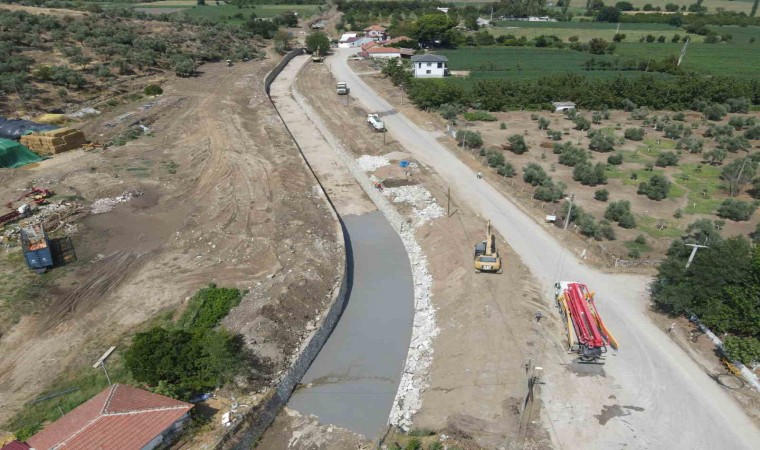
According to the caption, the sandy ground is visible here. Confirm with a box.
[0,4,87,17]
[255,57,555,449]
[328,48,760,450]
[0,57,341,431]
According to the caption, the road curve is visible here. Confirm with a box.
[326,48,760,450]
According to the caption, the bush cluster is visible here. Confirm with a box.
[637,174,671,200]
[604,200,637,228]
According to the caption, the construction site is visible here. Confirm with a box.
[1,5,759,450]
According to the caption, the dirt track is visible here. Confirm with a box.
[0,58,340,428]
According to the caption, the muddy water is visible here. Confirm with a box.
[288,211,414,439]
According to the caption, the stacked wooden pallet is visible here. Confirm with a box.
[20,128,87,155]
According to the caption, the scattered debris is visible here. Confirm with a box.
[90,190,142,214]
[356,155,390,172]
[66,107,101,119]
[383,185,445,227]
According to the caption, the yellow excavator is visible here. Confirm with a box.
[311,48,324,63]
[474,220,502,273]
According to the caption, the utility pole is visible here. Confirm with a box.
[685,243,708,269]
[100,360,112,386]
[563,194,575,230]
[447,187,451,216]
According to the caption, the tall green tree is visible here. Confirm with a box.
[305,31,330,54]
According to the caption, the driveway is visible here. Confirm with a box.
[324,48,760,449]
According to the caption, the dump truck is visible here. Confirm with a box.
[312,49,324,63]
[367,114,385,132]
[474,220,502,273]
[555,281,619,363]
[21,224,54,273]
[336,81,348,95]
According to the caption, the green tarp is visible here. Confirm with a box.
[0,138,42,168]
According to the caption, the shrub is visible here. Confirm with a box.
[725,98,750,114]
[618,212,637,228]
[677,136,704,153]
[523,163,549,186]
[663,123,685,139]
[572,162,608,186]
[598,220,616,240]
[594,189,609,201]
[703,148,727,164]
[592,112,603,124]
[607,153,623,165]
[673,112,685,121]
[500,122,507,130]
[552,141,573,154]
[716,199,757,221]
[497,162,516,177]
[716,135,751,153]
[144,84,163,96]
[674,208,683,218]
[507,134,528,154]
[456,130,483,148]
[745,126,760,140]
[531,113,539,120]
[558,145,589,166]
[728,116,747,130]
[439,103,461,121]
[534,179,566,202]
[628,248,641,258]
[547,130,562,141]
[704,124,733,138]
[486,150,505,167]
[177,285,243,330]
[655,151,679,167]
[637,174,671,200]
[588,130,615,152]
[624,127,645,141]
[605,200,632,222]
[631,107,649,120]
[635,234,647,245]
[538,117,551,130]
[703,103,728,121]
[573,115,591,131]
[622,98,636,112]
[171,56,195,77]
[463,110,497,121]
[723,336,760,365]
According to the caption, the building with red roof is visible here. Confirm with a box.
[363,24,388,41]
[1,441,30,450]
[26,384,192,450]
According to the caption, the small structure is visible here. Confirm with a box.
[552,101,577,113]
[476,17,491,27]
[436,7,450,14]
[338,35,374,49]
[26,384,193,450]
[365,47,402,59]
[411,54,448,78]
[310,19,326,30]
[364,24,387,41]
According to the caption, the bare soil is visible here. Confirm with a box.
[294,60,555,449]
[0,57,341,433]
[352,59,760,264]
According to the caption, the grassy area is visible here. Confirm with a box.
[637,214,683,238]
[621,0,755,13]
[492,19,677,43]
[674,163,725,215]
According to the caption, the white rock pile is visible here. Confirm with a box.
[355,155,390,172]
[383,185,445,228]
[90,190,142,214]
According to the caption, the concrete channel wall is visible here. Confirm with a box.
[215,48,351,450]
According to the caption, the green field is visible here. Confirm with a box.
[133,2,319,21]
[451,0,754,13]
[443,24,760,81]
[493,20,679,42]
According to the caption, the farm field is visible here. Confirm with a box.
[132,1,319,20]
[443,25,760,81]
[451,0,753,13]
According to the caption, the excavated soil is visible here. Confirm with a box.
[0,57,341,427]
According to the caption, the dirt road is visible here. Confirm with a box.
[328,48,760,449]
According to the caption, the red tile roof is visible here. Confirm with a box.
[1,441,30,450]
[367,47,401,54]
[361,41,379,51]
[27,384,192,450]
[364,25,386,32]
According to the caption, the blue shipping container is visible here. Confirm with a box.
[21,225,54,273]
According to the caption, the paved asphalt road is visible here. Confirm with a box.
[325,48,760,450]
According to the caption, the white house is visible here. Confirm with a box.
[338,36,374,48]
[363,25,387,41]
[411,54,448,78]
[552,101,576,112]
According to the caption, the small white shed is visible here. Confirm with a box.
[552,101,577,113]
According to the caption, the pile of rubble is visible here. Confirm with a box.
[355,155,390,172]
[90,190,142,214]
[383,185,445,228]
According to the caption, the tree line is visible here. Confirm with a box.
[405,73,760,111]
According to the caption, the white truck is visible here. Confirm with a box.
[367,113,385,132]
[336,81,348,95]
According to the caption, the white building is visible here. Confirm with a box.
[411,54,448,78]
[365,47,401,59]
[338,36,374,48]
[552,101,577,112]
[363,25,388,41]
